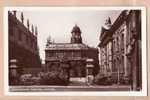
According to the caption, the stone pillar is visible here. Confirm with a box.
[86,59,94,85]
[132,41,138,91]
[9,59,19,85]
[131,10,141,91]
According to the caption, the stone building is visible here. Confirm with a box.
[98,17,113,77]
[125,10,142,90]
[8,11,41,77]
[98,10,141,90]
[45,25,99,79]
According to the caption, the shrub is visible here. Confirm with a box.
[19,71,69,85]
[19,74,34,85]
[94,73,112,85]
[40,71,69,85]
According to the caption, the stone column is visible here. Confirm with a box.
[86,59,94,85]
[9,59,19,85]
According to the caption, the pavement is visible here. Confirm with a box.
[9,77,132,92]
[9,85,131,92]
[69,77,87,86]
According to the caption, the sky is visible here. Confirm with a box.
[16,9,121,62]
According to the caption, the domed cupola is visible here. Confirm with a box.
[71,24,82,44]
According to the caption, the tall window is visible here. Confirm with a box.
[112,60,117,72]
[121,34,124,52]
[116,37,119,52]
[121,56,125,74]
[113,40,115,53]
[127,21,132,45]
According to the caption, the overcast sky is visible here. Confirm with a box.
[16,9,121,62]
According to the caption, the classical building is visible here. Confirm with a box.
[98,10,141,90]
[45,25,99,79]
[8,11,41,76]
[98,17,113,77]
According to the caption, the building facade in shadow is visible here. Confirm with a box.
[8,11,41,85]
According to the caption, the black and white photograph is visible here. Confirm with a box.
[4,7,147,96]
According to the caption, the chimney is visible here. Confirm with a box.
[32,24,34,34]
[27,19,30,30]
[35,26,38,36]
[13,11,17,17]
[21,12,24,24]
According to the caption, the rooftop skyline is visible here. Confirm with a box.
[15,9,121,62]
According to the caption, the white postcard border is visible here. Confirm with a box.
[4,7,147,96]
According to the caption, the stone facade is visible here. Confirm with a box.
[45,25,99,78]
[8,11,41,72]
[98,18,113,78]
[98,10,141,90]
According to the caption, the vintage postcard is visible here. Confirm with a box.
[4,7,147,96]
